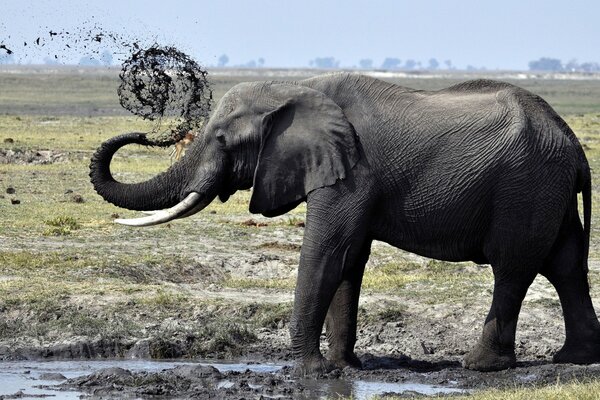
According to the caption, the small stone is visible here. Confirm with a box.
[3,137,14,143]
[64,189,73,194]
[111,213,120,218]
[39,372,67,380]
[70,194,85,203]
[6,187,15,194]
[10,199,20,205]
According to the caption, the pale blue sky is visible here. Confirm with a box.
[1,0,598,69]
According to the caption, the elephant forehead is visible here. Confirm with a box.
[215,97,237,118]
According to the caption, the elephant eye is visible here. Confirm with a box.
[215,130,226,144]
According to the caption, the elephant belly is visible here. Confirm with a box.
[371,194,491,264]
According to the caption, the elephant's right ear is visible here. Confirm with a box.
[249,85,360,216]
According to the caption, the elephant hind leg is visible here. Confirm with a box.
[463,261,538,371]
[540,214,600,364]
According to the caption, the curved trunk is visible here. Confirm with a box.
[89,132,189,211]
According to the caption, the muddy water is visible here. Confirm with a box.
[0,360,465,399]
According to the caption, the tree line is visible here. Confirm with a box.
[1,50,599,73]
[528,57,600,72]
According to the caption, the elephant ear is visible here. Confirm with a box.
[249,85,360,216]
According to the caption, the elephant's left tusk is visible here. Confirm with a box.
[114,192,202,227]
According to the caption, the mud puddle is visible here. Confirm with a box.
[0,360,465,399]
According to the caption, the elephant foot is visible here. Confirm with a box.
[326,350,362,369]
[463,343,516,372]
[553,339,600,365]
[292,355,336,377]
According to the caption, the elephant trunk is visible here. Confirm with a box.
[89,132,189,212]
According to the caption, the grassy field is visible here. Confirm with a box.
[1,67,600,397]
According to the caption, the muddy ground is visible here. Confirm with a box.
[51,362,600,399]
[3,228,600,399]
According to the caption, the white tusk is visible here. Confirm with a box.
[140,210,160,215]
[177,200,210,219]
[115,192,202,227]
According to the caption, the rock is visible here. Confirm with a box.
[171,364,222,379]
[39,372,67,380]
[10,199,20,205]
[6,187,15,194]
[3,138,14,143]
[69,194,85,203]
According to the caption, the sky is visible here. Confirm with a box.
[0,0,599,70]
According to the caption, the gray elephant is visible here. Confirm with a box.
[90,72,600,373]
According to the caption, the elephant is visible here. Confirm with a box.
[90,72,600,373]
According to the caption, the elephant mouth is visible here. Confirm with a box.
[114,192,205,227]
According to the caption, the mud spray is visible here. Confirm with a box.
[118,44,212,144]
[1,26,212,144]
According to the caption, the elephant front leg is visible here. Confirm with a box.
[289,208,370,375]
[325,240,371,369]
[289,250,341,375]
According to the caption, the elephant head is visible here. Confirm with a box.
[90,81,360,225]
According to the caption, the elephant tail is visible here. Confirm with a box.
[561,117,592,272]
[582,165,592,273]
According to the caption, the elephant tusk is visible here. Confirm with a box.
[140,210,160,215]
[114,192,202,227]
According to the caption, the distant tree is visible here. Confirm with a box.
[564,59,579,72]
[100,50,113,66]
[43,56,59,65]
[381,57,401,70]
[580,62,600,72]
[359,58,373,69]
[244,59,257,68]
[78,55,101,66]
[310,57,339,69]
[444,59,453,70]
[428,58,439,70]
[528,57,562,71]
[404,59,417,70]
[257,57,265,67]
[218,54,229,67]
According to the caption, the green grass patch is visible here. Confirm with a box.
[141,289,191,309]
[224,277,296,290]
[43,215,81,236]
[377,379,600,400]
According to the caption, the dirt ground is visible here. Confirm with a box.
[3,234,600,398]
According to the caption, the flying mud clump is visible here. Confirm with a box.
[118,45,213,144]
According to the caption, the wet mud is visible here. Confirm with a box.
[53,360,600,399]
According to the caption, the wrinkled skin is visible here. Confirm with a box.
[90,73,600,374]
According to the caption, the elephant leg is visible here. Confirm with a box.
[324,239,372,369]
[289,190,371,376]
[541,217,600,364]
[464,263,537,371]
